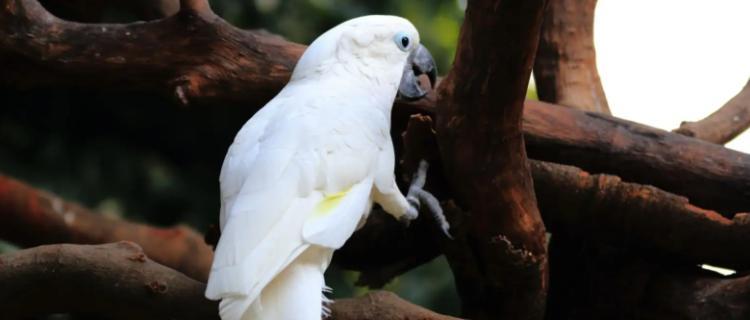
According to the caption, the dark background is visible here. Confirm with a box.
[0,0,472,315]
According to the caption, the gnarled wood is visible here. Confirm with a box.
[0,0,304,106]
[534,0,610,114]
[435,0,548,319]
[674,79,750,144]
[0,242,216,319]
[532,160,750,269]
[0,243,460,320]
[524,100,750,216]
[4,0,748,216]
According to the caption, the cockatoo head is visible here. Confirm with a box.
[290,15,437,100]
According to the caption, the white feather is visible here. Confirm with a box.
[206,15,423,320]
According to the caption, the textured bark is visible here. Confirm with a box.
[0,242,217,320]
[524,99,750,216]
[5,0,750,217]
[0,173,214,282]
[0,0,304,107]
[674,79,750,144]
[534,0,610,114]
[435,0,548,319]
[531,160,750,269]
[0,243,460,320]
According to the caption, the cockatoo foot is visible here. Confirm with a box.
[405,160,453,239]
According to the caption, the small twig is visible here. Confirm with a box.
[674,78,750,144]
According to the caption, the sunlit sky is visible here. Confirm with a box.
[594,0,750,152]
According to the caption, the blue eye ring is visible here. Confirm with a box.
[394,32,411,52]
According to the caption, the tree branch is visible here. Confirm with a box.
[674,79,750,144]
[0,242,216,319]
[523,99,750,216]
[532,160,750,270]
[0,0,304,106]
[435,1,548,319]
[4,0,748,216]
[0,173,214,281]
[533,0,610,114]
[401,114,750,275]
[0,243,459,320]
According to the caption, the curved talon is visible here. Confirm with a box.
[404,159,453,239]
[406,195,420,210]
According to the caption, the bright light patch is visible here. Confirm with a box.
[595,0,750,152]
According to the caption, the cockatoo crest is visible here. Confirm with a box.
[291,15,420,89]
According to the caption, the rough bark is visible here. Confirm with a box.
[531,160,750,269]
[0,243,460,320]
[0,242,216,320]
[0,0,304,106]
[435,0,548,319]
[674,79,750,144]
[399,114,750,272]
[523,99,750,216]
[0,173,214,282]
[534,0,610,114]
[4,0,750,216]
[5,0,749,216]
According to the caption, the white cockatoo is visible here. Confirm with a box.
[205,15,439,320]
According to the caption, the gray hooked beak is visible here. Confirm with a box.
[397,44,437,100]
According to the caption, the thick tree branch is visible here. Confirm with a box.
[0,0,304,106]
[674,79,750,144]
[4,0,748,216]
[524,100,750,216]
[0,174,214,281]
[533,0,610,114]
[0,243,459,320]
[401,114,750,274]
[435,1,548,319]
[0,242,216,319]
[532,160,750,270]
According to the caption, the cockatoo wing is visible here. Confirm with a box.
[206,87,385,307]
[302,176,374,249]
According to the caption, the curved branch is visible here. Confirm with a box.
[0,242,216,319]
[0,243,459,320]
[674,79,750,144]
[0,0,304,106]
[0,174,214,281]
[4,0,748,216]
[435,1,549,319]
[533,0,610,114]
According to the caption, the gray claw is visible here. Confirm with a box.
[405,160,453,239]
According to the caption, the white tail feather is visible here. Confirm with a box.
[218,246,333,320]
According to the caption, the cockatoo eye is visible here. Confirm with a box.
[394,32,411,52]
